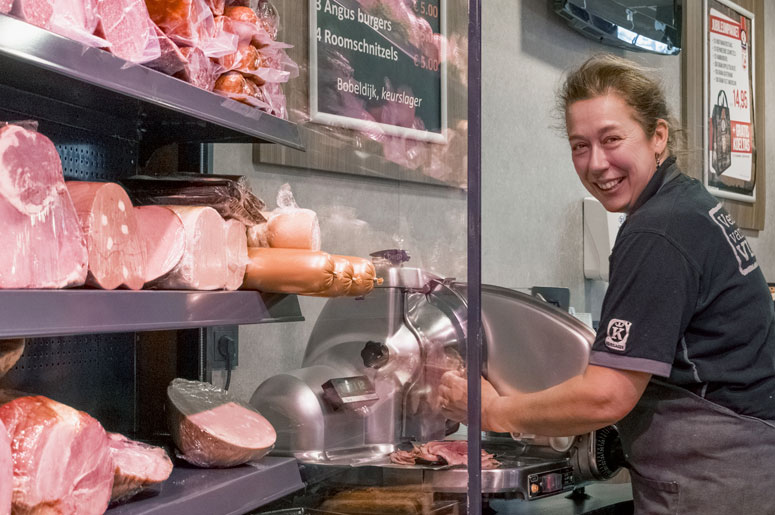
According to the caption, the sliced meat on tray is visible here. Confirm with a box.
[147,206,227,290]
[0,419,11,515]
[107,433,173,503]
[66,181,147,290]
[134,205,186,285]
[389,441,500,469]
[0,124,88,289]
[0,393,114,515]
[167,378,276,468]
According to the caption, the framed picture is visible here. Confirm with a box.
[703,0,756,202]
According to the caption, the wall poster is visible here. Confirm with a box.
[309,0,447,144]
[704,0,756,202]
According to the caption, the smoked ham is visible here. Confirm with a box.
[134,205,185,284]
[0,340,24,379]
[242,248,335,295]
[0,393,114,515]
[95,0,161,64]
[148,206,227,290]
[167,379,276,468]
[0,124,88,289]
[107,433,173,503]
[346,256,377,296]
[66,181,147,290]
[0,419,10,515]
[224,219,248,291]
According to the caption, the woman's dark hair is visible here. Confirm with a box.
[558,53,683,155]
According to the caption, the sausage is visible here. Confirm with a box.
[242,248,335,295]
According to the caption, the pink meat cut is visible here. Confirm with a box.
[0,0,12,14]
[0,125,88,289]
[66,181,147,290]
[107,433,173,503]
[167,378,276,467]
[0,393,114,515]
[145,23,189,76]
[148,206,227,290]
[95,0,161,63]
[0,419,11,515]
[224,219,248,291]
[133,205,185,284]
[389,440,500,470]
[10,0,53,28]
[174,46,217,91]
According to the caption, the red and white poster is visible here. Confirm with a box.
[705,0,755,202]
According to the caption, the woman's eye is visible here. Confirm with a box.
[571,143,587,152]
[603,136,621,145]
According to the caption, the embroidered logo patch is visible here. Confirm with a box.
[605,319,632,351]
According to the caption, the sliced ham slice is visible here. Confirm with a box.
[148,205,227,290]
[107,433,173,503]
[0,340,25,379]
[95,0,161,64]
[10,0,54,28]
[66,181,147,290]
[0,393,114,515]
[388,441,500,470]
[242,248,335,295]
[0,419,10,515]
[224,219,248,291]
[167,378,276,468]
[0,125,88,289]
[134,205,185,284]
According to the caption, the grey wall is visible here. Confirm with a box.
[216,0,775,402]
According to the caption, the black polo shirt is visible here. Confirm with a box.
[589,157,775,420]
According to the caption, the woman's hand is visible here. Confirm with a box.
[438,371,502,431]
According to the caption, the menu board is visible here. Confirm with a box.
[309,0,447,143]
[704,0,755,202]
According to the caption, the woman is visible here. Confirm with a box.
[439,54,775,513]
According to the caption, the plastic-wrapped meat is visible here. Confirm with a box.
[167,378,276,468]
[217,43,264,77]
[310,254,352,297]
[242,248,335,295]
[224,219,248,291]
[145,0,215,47]
[145,22,188,75]
[341,256,376,297]
[174,46,217,90]
[0,124,88,289]
[255,0,278,40]
[0,0,11,14]
[95,0,162,63]
[10,0,54,29]
[133,205,186,284]
[0,419,10,515]
[147,206,227,290]
[205,0,224,16]
[49,0,108,48]
[0,393,114,515]
[107,433,173,503]
[214,71,268,108]
[66,181,147,290]
[259,81,287,119]
[223,5,272,47]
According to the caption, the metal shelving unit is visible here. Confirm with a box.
[0,13,307,514]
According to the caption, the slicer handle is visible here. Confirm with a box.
[361,340,389,369]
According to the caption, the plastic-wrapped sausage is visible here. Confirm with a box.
[345,256,378,297]
[242,248,335,295]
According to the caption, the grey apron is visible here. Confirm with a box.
[617,380,775,514]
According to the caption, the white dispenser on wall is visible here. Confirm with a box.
[583,197,626,282]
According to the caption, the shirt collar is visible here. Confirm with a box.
[627,156,679,215]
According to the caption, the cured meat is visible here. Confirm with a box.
[167,378,276,468]
[213,71,266,107]
[175,46,217,91]
[0,393,114,515]
[11,0,54,28]
[346,256,377,296]
[205,0,224,16]
[148,206,227,290]
[145,0,215,47]
[0,419,11,515]
[389,441,500,470]
[264,183,320,250]
[66,181,147,290]
[49,0,108,48]
[0,339,25,379]
[222,5,271,47]
[95,0,161,64]
[217,43,264,77]
[224,219,248,291]
[145,23,188,75]
[242,248,335,295]
[107,433,173,503]
[133,205,185,284]
[0,125,88,289]
[0,0,11,14]
[310,254,352,297]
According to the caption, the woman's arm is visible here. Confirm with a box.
[439,365,651,436]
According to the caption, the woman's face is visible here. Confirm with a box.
[566,93,666,213]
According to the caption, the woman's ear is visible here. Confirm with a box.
[653,119,669,155]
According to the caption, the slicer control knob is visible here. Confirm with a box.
[361,341,389,369]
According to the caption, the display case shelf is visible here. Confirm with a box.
[0,14,304,154]
[0,290,303,339]
[107,457,304,515]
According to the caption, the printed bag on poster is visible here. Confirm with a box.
[711,89,732,175]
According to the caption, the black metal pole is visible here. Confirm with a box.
[467,0,482,513]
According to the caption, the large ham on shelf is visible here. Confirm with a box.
[133,205,186,285]
[107,432,173,503]
[0,124,88,289]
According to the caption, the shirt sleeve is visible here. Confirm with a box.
[589,231,699,377]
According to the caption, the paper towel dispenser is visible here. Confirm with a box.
[583,197,626,281]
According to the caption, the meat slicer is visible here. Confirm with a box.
[251,251,624,501]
